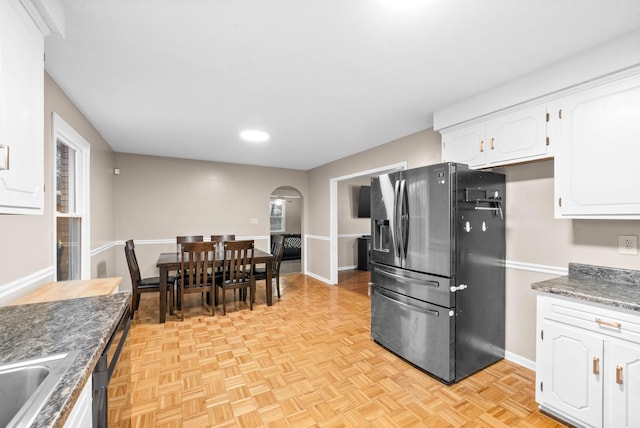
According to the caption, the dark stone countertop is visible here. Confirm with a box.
[0,292,130,427]
[531,263,640,312]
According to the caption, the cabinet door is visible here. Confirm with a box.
[485,104,549,166]
[605,341,640,428]
[553,73,640,218]
[441,123,486,168]
[0,0,44,214]
[63,377,92,427]
[539,320,603,428]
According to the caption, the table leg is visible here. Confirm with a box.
[160,266,167,323]
[266,259,273,306]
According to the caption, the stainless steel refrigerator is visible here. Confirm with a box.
[370,162,505,384]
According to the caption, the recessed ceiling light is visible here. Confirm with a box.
[240,130,270,142]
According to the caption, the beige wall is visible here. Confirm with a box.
[283,199,302,234]
[112,153,308,288]
[308,129,441,236]
[305,129,440,280]
[0,73,116,303]
[498,160,640,270]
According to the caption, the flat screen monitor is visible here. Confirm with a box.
[357,185,370,218]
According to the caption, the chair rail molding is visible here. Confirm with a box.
[505,260,568,277]
[0,266,53,305]
[90,240,120,257]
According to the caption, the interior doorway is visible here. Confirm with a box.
[270,186,303,274]
[329,162,407,284]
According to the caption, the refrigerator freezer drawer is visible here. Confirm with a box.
[371,262,455,308]
[371,285,455,383]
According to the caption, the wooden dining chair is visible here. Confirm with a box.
[210,234,236,294]
[210,234,235,250]
[253,234,285,302]
[174,235,204,306]
[210,234,236,241]
[124,239,172,319]
[216,240,255,315]
[176,235,203,251]
[176,241,215,320]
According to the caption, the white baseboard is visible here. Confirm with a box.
[505,351,536,371]
[305,270,332,285]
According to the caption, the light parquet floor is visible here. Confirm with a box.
[109,271,566,428]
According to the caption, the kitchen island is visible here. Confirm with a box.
[0,278,130,427]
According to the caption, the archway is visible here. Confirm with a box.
[270,186,303,273]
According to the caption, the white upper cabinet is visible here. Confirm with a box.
[0,0,57,215]
[441,123,486,168]
[441,104,551,169]
[552,71,640,219]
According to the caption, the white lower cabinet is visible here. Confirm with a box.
[605,340,640,428]
[63,378,92,428]
[536,295,640,428]
[538,320,603,427]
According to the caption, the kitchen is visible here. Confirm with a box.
[2,1,640,427]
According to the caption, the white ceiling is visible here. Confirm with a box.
[44,0,640,170]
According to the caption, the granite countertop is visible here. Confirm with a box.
[531,263,640,312]
[0,292,130,427]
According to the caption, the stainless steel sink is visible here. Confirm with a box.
[0,351,78,428]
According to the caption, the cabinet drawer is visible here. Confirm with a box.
[540,295,640,344]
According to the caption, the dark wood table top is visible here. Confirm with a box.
[157,248,274,268]
[155,248,275,322]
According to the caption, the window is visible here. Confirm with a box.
[53,114,90,280]
[270,199,285,233]
[56,141,81,280]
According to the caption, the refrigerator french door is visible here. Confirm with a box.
[370,162,505,384]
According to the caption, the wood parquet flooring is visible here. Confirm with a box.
[109,271,566,428]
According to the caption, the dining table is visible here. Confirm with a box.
[155,248,275,323]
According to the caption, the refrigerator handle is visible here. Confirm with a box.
[376,290,440,317]
[394,179,402,258]
[400,178,409,259]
